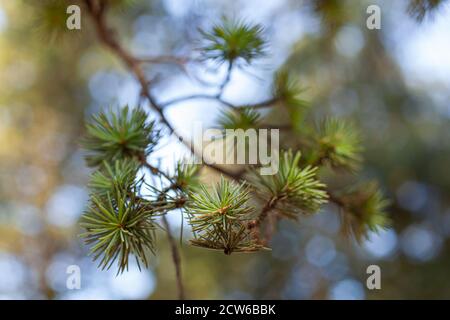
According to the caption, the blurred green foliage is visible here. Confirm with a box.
[0,0,449,299]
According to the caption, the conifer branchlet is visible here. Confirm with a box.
[77,8,389,286]
[187,177,264,254]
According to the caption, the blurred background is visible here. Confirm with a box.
[0,0,450,299]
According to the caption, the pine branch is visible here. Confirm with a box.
[237,98,278,110]
[160,94,278,111]
[330,183,390,241]
[199,17,267,65]
[161,215,185,300]
[136,55,188,66]
[187,177,265,254]
[81,106,159,167]
[408,0,447,21]
[308,118,363,171]
[246,150,328,243]
[83,0,242,182]
[218,108,261,130]
[160,94,236,109]
[217,60,234,97]
[78,1,390,292]
[80,187,157,274]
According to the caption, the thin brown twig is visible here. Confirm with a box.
[217,60,233,97]
[83,0,242,182]
[136,55,188,65]
[82,0,249,300]
[256,198,278,226]
[161,95,278,111]
[161,215,185,300]
[239,97,278,110]
[247,196,280,245]
[141,158,173,181]
[136,152,172,179]
[328,191,346,207]
[250,190,345,244]
[160,94,236,109]
[83,0,189,299]
[83,0,349,282]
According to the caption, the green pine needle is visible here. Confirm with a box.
[81,106,159,167]
[200,17,267,65]
[187,177,263,254]
[218,108,261,130]
[80,187,156,274]
[174,162,200,191]
[88,159,141,197]
[248,150,328,219]
[313,118,363,170]
[337,182,390,241]
[408,0,445,21]
[27,0,80,42]
[273,70,308,110]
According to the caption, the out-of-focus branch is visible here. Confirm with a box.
[161,94,236,109]
[138,155,173,181]
[238,98,278,110]
[217,60,234,97]
[161,215,185,300]
[82,0,242,181]
[161,95,279,111]
[83,0,352,260]
[248,189,349,245]
[136,55,188,66]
